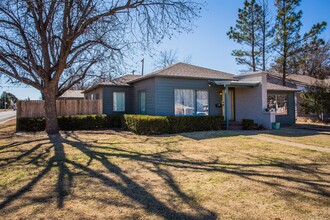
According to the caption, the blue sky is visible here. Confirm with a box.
[1,0,329,100]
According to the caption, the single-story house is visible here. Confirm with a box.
[84,63,300,129]
[59,90,84,100]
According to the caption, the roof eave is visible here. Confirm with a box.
[128,74,234,83]
[83,84,132,93]
[210,80,260,87]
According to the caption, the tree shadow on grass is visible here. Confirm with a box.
[65,132,330,204]
[64,133,216,219]
[0,131,329,218]
[0,134,217,219]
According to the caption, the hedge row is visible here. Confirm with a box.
[123,114,224,135]
[17,114,224,134]
[16,115,122,132]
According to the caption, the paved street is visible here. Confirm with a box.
[0,110,16,123]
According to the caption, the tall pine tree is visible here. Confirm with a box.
[273,0,326,85]
[260,0,274,71]
[227,0,273,71]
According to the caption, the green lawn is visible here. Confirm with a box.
[0,120,329,219]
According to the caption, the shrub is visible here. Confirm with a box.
[16,117,46,132]
[167,116,223,133]
[242,119,254,130]
[17,114,122,132]
[123,114,170,135]
[124,114,224,135]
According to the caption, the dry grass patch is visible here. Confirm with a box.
[259,128,330,148]
[0,121,329,219]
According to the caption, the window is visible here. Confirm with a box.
[113,92,125,112]
[90,93,99,100]
[174,89,208,116]
[140,91,146,114]
[196,90,209,116]
[267,94,288,115]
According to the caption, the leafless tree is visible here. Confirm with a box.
[301,39,330,79]
[153,49,192,69]
[153,49,179,69]
[0,0,202,133]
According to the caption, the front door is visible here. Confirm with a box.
[222,89,234,120]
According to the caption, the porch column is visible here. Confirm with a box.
[224,86,229,130]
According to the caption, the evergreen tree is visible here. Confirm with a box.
[300,81,330,122]
[227,0,273,71]
[0,92,17,109]
[260,0,274,71]
[273,0,326,85]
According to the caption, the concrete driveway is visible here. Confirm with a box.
[0,110,16,123]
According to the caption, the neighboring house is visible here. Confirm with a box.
[84,63,301,129]
[58,90,84,100]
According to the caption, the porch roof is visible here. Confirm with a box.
[209,80,260,87]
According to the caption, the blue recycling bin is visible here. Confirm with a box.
[272,122,280,130]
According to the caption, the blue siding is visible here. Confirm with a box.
[133,78,156,115]
[102,86,134,114]
[273,92,296,125]
[155,77,223,116]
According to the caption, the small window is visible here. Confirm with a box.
[90,93,99,100]
[267,94,288,115]
[140,91,146,114]
[113,92,125,112]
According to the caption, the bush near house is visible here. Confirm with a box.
[242,119,254,130]
[123,115,170,135]
[17,115,122,132]
[167,115,223,134]
[17,114,224,134]
[123,114,224,135]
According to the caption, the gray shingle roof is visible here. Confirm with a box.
[84,74,141,93]
[128,62,234,83]
[59,90,84,98]
[98,74,142,86]
[268,72,322,86]
[267,83,300,91]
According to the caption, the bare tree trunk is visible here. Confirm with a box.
[252,40,256,71]
[43,86,59,134]
[251,8,256,72]
[283,56,287,86]
[262,13,266,71]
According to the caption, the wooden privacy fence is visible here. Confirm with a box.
[17,100,103,118]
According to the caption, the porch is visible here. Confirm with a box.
[209,71,276,130]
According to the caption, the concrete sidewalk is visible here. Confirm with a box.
[248,135,330,153]
[0,111,16,124]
